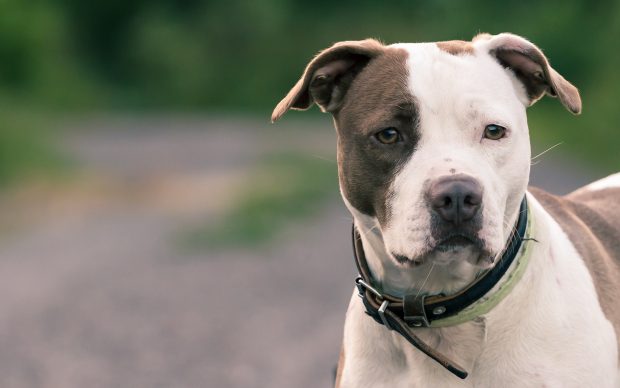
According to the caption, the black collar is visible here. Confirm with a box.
[352,196,528,379]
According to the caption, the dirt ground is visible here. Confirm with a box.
[0,117,601,388]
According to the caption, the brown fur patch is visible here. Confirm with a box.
[487,35,582,114]
[531,186,620,354]
[271,39,385,122]
[272,40,415,225]
[335,47,418,225]
[436,40,474,56]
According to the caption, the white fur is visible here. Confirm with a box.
[338,39,619,387]
[583,173,620,191]
[339,193,619,387]
[366,42,531,295]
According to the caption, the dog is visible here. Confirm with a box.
[272,33,620,387]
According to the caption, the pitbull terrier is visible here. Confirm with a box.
[272,33,620,387]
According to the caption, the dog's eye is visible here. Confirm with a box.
[484,124,506,140]
[375,127,401,144]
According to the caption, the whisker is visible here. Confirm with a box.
[368,224,381,234]
[415,262,435,298]
[531,142,563,162]
[358,221,381,235]
[309,154,336,163]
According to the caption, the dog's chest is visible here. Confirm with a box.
[342,298,486,387]
[343,315,568,387]
[399,321,486,387]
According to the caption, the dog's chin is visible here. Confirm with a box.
[392,236,496,269]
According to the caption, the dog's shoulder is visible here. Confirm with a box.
[528,178,620,274]
[529,179,620,337]
[531,176,620,238]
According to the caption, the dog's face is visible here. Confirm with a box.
[337,41,533,269]
[273,33,580,271]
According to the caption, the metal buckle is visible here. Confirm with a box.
[377,300,392,330]
[355,276,384,299]
[355,277,393,330]
[403,294,430,327]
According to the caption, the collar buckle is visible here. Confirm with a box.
[355,277,394,330]
[355,276,384,300]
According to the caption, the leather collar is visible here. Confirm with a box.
[352,196,530,379]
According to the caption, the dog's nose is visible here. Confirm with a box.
[428,175,483,225]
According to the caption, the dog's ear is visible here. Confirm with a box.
[271,39,385,122]
[475,33,581,114]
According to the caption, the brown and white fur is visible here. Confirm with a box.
[272,33,620,387]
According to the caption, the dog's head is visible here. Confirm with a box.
[273,33,580,272]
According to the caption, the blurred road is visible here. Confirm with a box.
[0,117,602,388]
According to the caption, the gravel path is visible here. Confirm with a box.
[0,117,602,388]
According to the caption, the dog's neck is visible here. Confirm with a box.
[350,201,523,298]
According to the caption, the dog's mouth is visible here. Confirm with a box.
[392,233,494,267]
[435,234,482,252]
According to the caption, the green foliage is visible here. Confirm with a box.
[181,152,338,249]
[0,112,67,186]
[0,0,618,171]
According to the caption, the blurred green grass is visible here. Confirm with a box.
[0,0,618,249]
[181,152,338,250]
[0,111,68,187]
[1,0,618,182]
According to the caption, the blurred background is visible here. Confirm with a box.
[0,1,618,387]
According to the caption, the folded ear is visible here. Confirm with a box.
[475,33,581,114]
[271,39,385,122]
